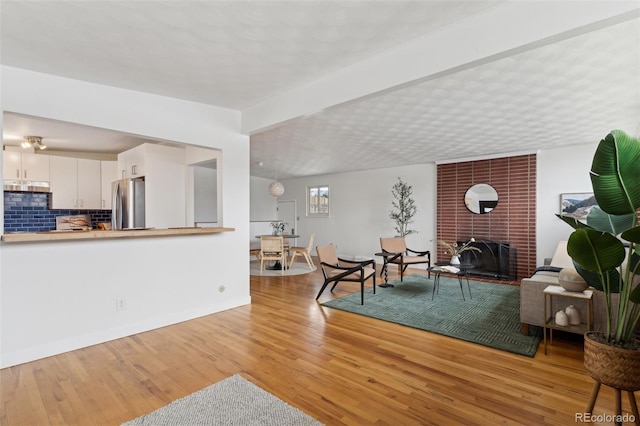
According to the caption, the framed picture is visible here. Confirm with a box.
[560,193,597,220]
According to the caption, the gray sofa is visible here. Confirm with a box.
[520,241,627,335]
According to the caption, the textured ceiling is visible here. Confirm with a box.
[1,1,638,180]
[1,0,500,110]
[251,16,640,178]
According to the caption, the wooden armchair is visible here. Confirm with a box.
[315,244,376,305]
[379,237,431,282]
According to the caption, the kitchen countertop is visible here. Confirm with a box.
[1,227,235,243]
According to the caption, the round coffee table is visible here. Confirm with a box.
[428,263,473,300]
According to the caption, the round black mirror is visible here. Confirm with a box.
[464,184,498,214]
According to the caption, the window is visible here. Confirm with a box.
[307,185,330,217]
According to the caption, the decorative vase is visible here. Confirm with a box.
[584,331,640,391]
[555,310,569,326]
[273,230,282,236]
[450,255,460,265]
[565,305,581,325]
[558,268,589,292]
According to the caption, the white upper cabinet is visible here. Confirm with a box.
[50,156,77,209]
[100,161,118,210]
[117,144,146,179]
[50,156,101,209]
[2,151,50,181]
[77,159,101,209]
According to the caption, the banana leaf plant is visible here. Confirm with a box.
[557,129,640,345]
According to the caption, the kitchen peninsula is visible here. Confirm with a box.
[1,226,234,242]
[1,68,250,371]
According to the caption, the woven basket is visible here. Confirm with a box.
[584,332,640,391]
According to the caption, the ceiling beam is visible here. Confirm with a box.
[242,1,639,135]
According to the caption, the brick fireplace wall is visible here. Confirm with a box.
[436,154,536,281]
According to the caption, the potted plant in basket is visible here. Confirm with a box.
[557,129,640,394]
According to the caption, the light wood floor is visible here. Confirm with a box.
[1,261,635,425]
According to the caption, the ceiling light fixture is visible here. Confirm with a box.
[268,160,284,197]
[21,136,47,150]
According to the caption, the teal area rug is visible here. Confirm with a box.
[321,274,541,357]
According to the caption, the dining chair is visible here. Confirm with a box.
[282,231,292,252]
[316,244,375,305]
[260,236,286,275]
[288,233,315,270]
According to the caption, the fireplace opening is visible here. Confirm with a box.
[458,240,517,280]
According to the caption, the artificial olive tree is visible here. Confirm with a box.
[390,177,417,237]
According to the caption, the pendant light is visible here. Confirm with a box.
[268,159,284,197]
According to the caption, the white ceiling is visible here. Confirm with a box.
[1,1,639,179]
[2,113,157,155]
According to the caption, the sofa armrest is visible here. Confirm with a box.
[520,274,560,327]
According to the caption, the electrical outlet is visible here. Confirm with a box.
[116,298,127,311]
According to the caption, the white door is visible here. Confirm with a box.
[277,200,297,243]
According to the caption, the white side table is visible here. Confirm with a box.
[543,285,593,355]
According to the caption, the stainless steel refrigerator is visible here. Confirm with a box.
[112,177,145,230]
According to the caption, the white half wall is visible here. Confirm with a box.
[0,67,250,367]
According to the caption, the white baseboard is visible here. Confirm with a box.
[0,296,251,368]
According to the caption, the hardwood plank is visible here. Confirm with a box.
[1,262,635,425]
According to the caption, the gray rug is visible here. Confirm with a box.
[122,374,323,426]
[250,261,316,277]
[321,274,541,357]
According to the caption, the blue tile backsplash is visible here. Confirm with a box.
[4,191,111,233]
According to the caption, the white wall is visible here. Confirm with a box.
[250,143,601,273]
[185,146,222,227]
[144,144,187,228]
[249,176,278,251]
[277,164,436,262]
[194,166,217,224]
[536,142,599,265]
[250,176,278,221]
[0,67,250,367]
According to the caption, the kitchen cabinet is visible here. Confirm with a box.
[50,156,101,209]
[100,160,118,210]
[118,144,145,178]
[78,159,101,209]
[2,151,50,181]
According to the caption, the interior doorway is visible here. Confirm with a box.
[277,199,297,243]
